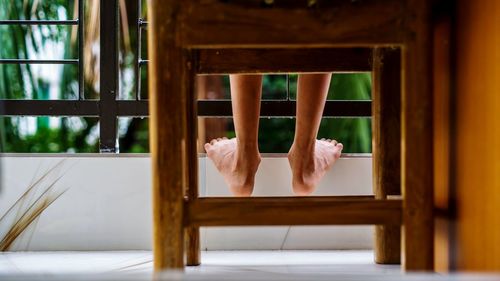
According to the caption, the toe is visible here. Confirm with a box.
[222,137,228,140]
[204,143,212,152]
[334,143,343,157]
[331,139,338,146]
[210,139,218,145]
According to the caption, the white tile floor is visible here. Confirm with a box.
[1,251,499,281]
[0,250,394,274]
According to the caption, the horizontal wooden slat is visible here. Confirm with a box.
[196,48,372,74]
[180,0,410,48]
[185,196,402,226]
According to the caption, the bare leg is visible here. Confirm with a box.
[288,73,343,195]
[204,74,262,196]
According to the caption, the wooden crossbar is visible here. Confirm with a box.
[185,196,402,226]
[180,0,410,47]
[195,48,372,74]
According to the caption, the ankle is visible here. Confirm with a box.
[288,143,315,174]
[289,140,315,156]
[234,146,261,171]
[288,143,315,160]
[236,140,260,156]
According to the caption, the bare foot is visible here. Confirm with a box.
[204,138,261,196]
[288,139,343,195]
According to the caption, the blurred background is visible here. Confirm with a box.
[0,0,372,154]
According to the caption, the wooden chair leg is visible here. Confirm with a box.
[372,47,402,264]
[402,0,434,271]
[147,1,187,270]
[186,53,201,267]
[186,227,201,266]
[374,225,401,264]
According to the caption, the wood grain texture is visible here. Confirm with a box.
[401,0,434,271]
[180,0,410,47]
[196,76,226,152]
[148,0,435,271]
[147,0,186,270]
[186,197,402,226]
[372,48,402,198]
[185,51,201,267]
[372,47,402,265]
[186,226,200,266]
[455,0,500,270]
[196,48,372,74]
[433,17,452,273]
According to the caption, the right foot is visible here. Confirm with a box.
[288,139,343,196]
[204,138,261,196]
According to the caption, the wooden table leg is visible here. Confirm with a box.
[147,1,187,270]
[372,47,402,264]
[402,0,434,271]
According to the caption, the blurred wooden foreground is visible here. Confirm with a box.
[433,0,500,272]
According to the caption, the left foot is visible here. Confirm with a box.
[288,139,343,195]
[204,138,261,196]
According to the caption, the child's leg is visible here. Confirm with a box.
[288,73,343,195]
[204,74,262,196]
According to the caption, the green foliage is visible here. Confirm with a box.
[319,73,372,153]
[1,0,75,99]
[0,0,100,153]
[1,117,98,153]
[118,118,150,153]
[223,74,372,153]
[2,1,372,154]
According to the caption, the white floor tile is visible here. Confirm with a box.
[0,250,391,275]
[1,251,500,281]
[204,227,290,250]
[282,226,373,250]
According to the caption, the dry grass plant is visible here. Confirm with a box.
[0,160,70,251]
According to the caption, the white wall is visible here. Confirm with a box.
[0,154,374,251]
